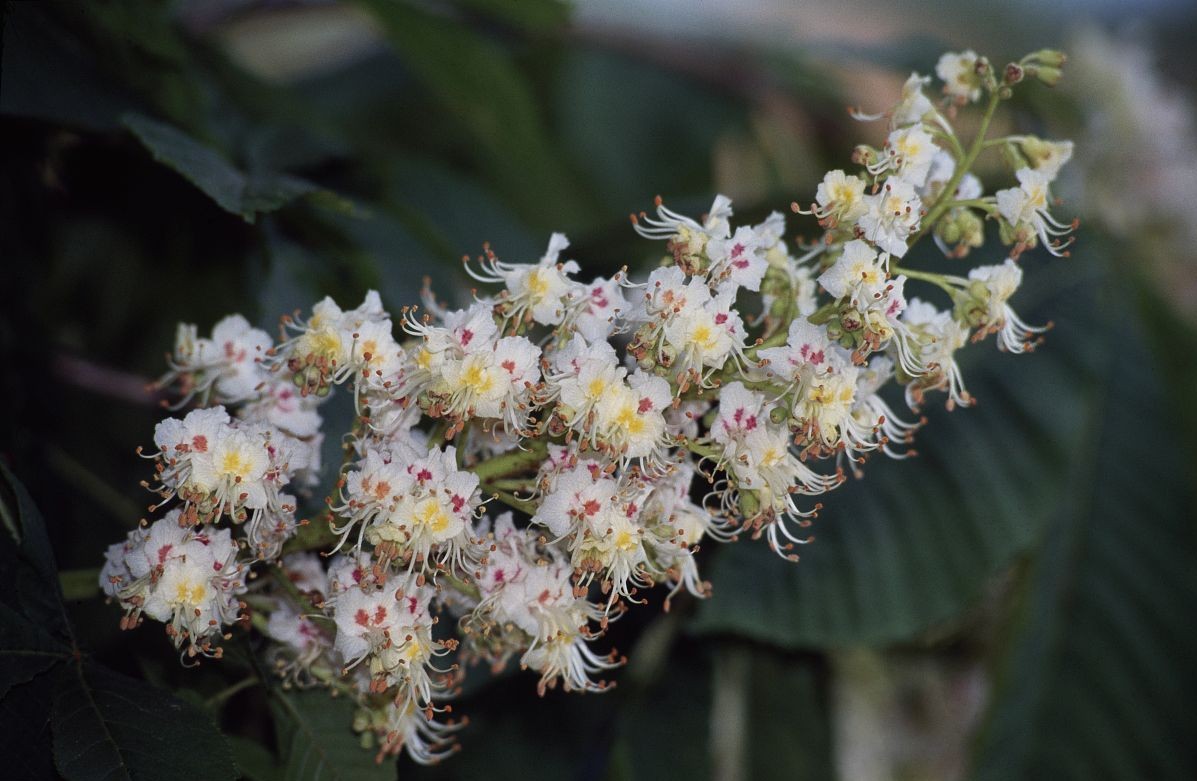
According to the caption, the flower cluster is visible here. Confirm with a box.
[99,48,1076,765]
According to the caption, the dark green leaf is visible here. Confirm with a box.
[51,661,237,781]
[0,3,140,130]
[229,736,283,781]
[270,689,394,781]
[355,0,589,228]
[447,0,569,31]
[122,114,322,223]
[970,295,1197,781]
[0,673,57,781]
[0,463,73,641]
[0,602,68,700]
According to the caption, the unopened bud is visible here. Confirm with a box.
[1004,62,1024,85]
[1028,48,1067,68]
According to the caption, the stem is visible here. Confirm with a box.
[896,267,961,297]
[483,488,539,516]
[268,564,322,617]
[440,572,481,602]
[205,676,257,708]
[941,198,996,211]
[909,89,1002,247]
[471,439,548,481]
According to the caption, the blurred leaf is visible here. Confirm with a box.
[615,641,832,781]
[51,661,238,781]
[970,293,1197,780]
[123,114,325,223]
[356,0,588,228]
[692,264,1098,647]
[230,735,284,781]
[270,689,393,781]
[447,0,569,31]
[0,2,140,130]
[555,49,746,214]
[54,0,208,128]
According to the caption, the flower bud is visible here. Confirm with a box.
[852,145,878,166]
[1026,64,1063,87]
[1028,48,1067,68]
[1003,62,1024,85]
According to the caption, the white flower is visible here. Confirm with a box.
[660,285,746,378]
[872,126,939,188]
[207,315,272,401]
[817,240,888,305]
[966,259,1048,352]
[593,371,671,461]
[757,319,839,386]
[937,50,983,102]
[332,580,443,702]
[706,224,768,293]
[996,168,1076,256]
[1017,137,1074,180]
[807,170,868,226]
[902,298,971,409]
[847,356,920,463]
[466,233,581,326]
[891,72,941,128]
[335,445,480,575]
[570,276,629,342]
[858,179,923,258]
[105,514,246,655]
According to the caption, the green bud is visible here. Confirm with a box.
[852,145,877,166]
[1002,141,1029,172]
[1028,65,1063,87]
[937,219,963,245]
[738,490,761,520]
[769,406,788,425]
[825,321,843,341]
[959,210,985,248]
[1028,48,1067,68]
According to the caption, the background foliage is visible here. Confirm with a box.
[3,1,1196,779]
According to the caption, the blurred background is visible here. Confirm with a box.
[2,1,1196,779]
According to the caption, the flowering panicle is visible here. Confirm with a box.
[100,46,1078,767]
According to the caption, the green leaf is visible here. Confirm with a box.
[229,736,284,781]
[969,297,1197,780]
[615,641,832,781]
[122,113,323,223]
[270,689,394,781]
[355,0,589,228]
[0,602,68,700]
[0,2,139,130]
[0,673,57,779]
[0,462,73,642]
[446,0,569,31]
[51,661,237,781]
[692,264,1098,647]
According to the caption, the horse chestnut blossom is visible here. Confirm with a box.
[98,48,1078,765]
